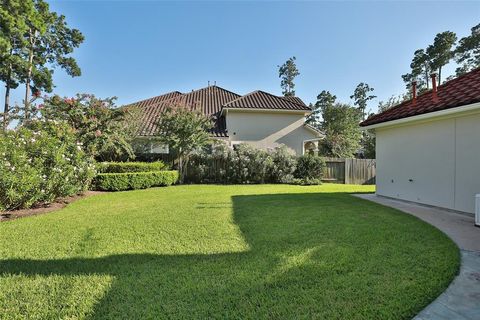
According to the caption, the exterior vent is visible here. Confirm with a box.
[476,194,480,227]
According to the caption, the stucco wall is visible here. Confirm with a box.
[225,110,319,155]
[376,112,480,213]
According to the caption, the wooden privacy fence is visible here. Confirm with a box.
[322,158,376,185]
[149,155,376,185]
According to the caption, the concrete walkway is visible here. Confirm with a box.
[355,194,480,320]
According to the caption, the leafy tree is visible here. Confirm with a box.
[319,102,362,158]
[307,90,337,127]
[402,49,431,93]
[362,97,401,158]
[350,82,376,121]
[39,94,139,161]
[426,31,457,84]
[378,95,404,113]
[156,104,212,183]
[278,56,300,97]
[455,23,480,76]
[0,0,32,129]
[0,0,84,124]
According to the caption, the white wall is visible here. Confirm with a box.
[376,112,480,213]
[225,110,319,155]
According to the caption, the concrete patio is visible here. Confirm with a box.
[355,194,480,320]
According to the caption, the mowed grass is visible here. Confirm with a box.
[0,184,459,320]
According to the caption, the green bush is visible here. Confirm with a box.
[96,161,168,173]
[228,144,272,184]
[93,170,179,191]
[294,155,325,181]
[188,141,230,183]
[0,120,95,211]
[186,142,326,185]
[267,146,297,183]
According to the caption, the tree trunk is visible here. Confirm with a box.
[424,69,430,89]
[177,150,184,184]
[3,84,10,131]
[3,48,13,131]
[24,51,34,120]
[438,67,442,85]
[24,29,35,121]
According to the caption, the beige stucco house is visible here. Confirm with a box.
[130,85,322,156]
[361,69,480,214]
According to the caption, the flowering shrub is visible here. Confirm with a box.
[187,142,322,185]
[227,144,272,184]
[38,94,140,161]
[0,120,95,211]
[187,140,231,183]
[267,145,297,183]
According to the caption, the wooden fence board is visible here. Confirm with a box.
[178,155,376,185]
[323,158,376,185]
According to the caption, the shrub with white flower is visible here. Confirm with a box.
[0,120,96,211]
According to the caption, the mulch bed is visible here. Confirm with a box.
[0,191,104,222]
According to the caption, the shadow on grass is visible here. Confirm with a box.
[0,192,458,319]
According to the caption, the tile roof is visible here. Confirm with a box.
[128,91,183,109]
[130,86,311,137]
[283,96,308,107]
[133,86,240,137]
[361,68,480,127]
[223,90,311,111]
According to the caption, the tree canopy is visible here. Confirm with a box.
[0,0,84,128]
[455,23,480,76]
[350,83,376,121]
[39,94,140,161]
[156,104,212,182]
[317,92,362,158]
[426,31,457,84]
[278,56,300,97]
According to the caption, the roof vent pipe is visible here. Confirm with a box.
[412,81,417,104]
[431,73,438,102]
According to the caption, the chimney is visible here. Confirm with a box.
[412,81,417,104]
[431,73,438,102]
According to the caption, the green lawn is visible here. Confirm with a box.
[0,184,459,320]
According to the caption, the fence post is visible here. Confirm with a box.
[344,159,349,184]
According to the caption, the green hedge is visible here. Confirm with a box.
[96,161,168,173]
[93,170,179,191]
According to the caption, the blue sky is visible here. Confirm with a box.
[3,1,480,113]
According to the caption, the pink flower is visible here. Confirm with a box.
[64,98,75,105]
[37,104,44,110]
[95,130,102,137]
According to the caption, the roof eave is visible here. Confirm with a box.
[361,101,480,130]
[303,124,324,137]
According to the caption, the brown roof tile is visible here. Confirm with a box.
[361,68,480,127]
[128,91,183,108]
[223,90,311,111]
[132,86,240,137]
[131,86,311,137]
[283,96,308,107]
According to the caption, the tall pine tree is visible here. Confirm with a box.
[278,56,300,97]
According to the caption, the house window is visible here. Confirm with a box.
[303,140,319,155]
